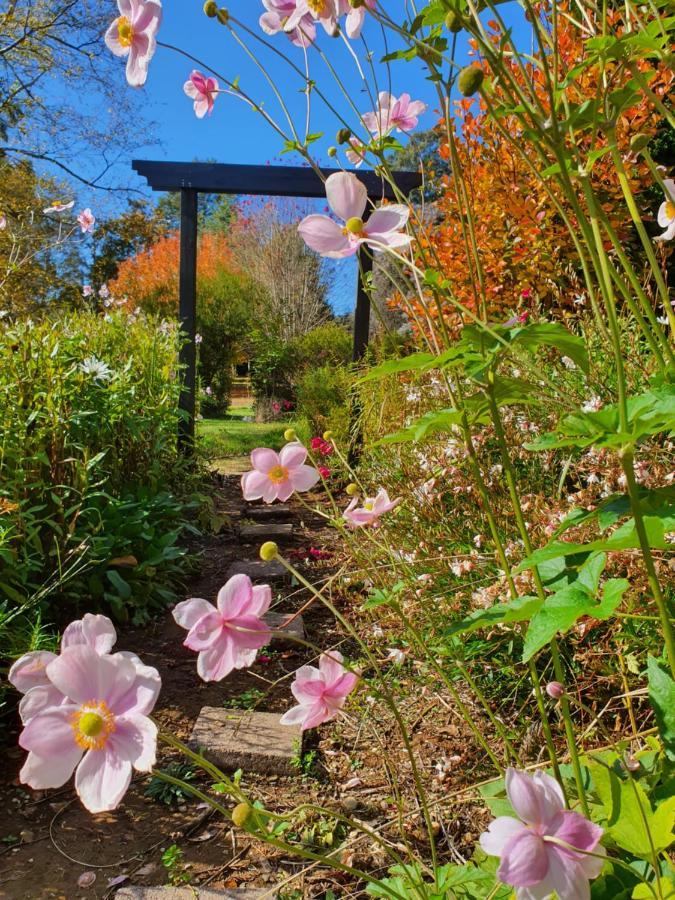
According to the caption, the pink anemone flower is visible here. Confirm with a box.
[105,0,162,88]
[298,172,411,259]
[280,652,357,730]
[345,137,367,168]
[43,200,75,214]
[184,70,219,118]
[343,488,402,528]
[363,92,427,137]
[173,574,272,682]
[19,645,160,813]
[241,442,320,503]
[77,209,96,233]
[9,614,119,724]
[480,768,605,899]
[260,0,317,45]
[285,0,339,36]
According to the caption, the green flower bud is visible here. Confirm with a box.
[445,10,463,32]
[327,146,338,158]
[203,1,218,16]
[458,65,484,96]
[260,541,279,561]
[336,128,352,145]
[232,803,252,827]
[284,428,297,442]
[216,7,229,24]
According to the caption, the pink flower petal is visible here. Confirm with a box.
[111,653,161,717]
[61,613,116,654]
[498,829,549,888]
[364,205,409,236]
[241,469,271,501]
[279,702,310,726]
[20,748,82,791]
[8,651,57,693]
[109,714,157,771]
[196,638,237,682]
[47,646,136,709]
[325,172,367,222]
[479,816,527,857]
[552,811,603,857]
[505,768,564,827]
[19,705,78,757]
[279,442,307,469]
[251,447,280,473]
[74,748,133,813]
[289,464,321,493]
[298,215,352,258]
[248,584,272,618]
[217,573,253,618]
[173,597,214,631]
[19,684,65,724]
[184,611,224,651]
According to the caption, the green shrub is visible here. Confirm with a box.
[0,310,198,655]
[289,323,352,371]
[295,363,352,441]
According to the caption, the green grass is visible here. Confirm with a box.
[197,407,300,459]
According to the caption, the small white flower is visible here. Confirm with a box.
[386,648,406,665]
[99,284,110,299]
[657,316,668,326]
[582,396,603,412]
[561,356,576,370]
[655,179,675,242]
[80,356,113,382]
[195,333,203,345]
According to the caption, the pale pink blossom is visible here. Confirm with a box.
[343,488,402,528]
[43,200,75,214]
[77,209,95,233]
[82,284,94,297]
[184,70,219,118]
[363,92,427,137]
[241,442,320,503]
[656,178,675,242]
[105,0,162,88]
[19,645,160,813]
[285,0,339,36]
[173,574,272,682]
[280,652,357,730]
[0,212,6,230]
[480,768,605,899]
[9,614,118,724]
[298,172,411,259]
[260,0,316,45]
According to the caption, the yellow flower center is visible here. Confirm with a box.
[268,465,289,484]
[117,16,135,47]
[665,201,675,220]
[344,217,364,235]
[364,500,374,510]
[307,0,327,13]
[71,701,115,750]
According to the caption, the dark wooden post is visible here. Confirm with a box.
[178,188,198,451]
[349,249,373,463]
[352,249,373,363]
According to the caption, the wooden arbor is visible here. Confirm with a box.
[131,160,423,447]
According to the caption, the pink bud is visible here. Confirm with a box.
[546,681,565,699]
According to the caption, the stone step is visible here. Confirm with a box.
[226,560,288,583]
[245,504,291,521]
[239,523,294,543]
[265,611,305,647]
[117,888,270,899]
[190,708,301,776]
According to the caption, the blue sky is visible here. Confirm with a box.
[96,2,529,312]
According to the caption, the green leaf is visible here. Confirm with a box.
[633,880,675,899]
[647,657,675,762]
[445,595,542,638]
[510,322,589,374]
[522,584,593,661]
[376,408,465,445]
[588,757,675,857]
[106,568,132,599]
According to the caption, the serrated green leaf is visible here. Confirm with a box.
[445,595,542,638]
[647,657,675,762]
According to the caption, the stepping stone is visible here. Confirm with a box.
[240,523,294,542]
[246,504,291,521]
[226,560,288,583]
[190,708,302,776]
[117,889,270,899]
[265,611,305,646]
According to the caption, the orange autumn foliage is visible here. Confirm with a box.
[110,231,236,310]
[403,2,673,334]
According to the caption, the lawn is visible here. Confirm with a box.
[197,407,300,460]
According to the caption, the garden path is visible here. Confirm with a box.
[0,474,344,899]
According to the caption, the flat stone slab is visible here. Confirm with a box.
[239,523,294,542]
[246,504,291,520]
[226,560,287,583]
[117,888,270,899]
[265,611,305,646]
[190,708,301,776]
